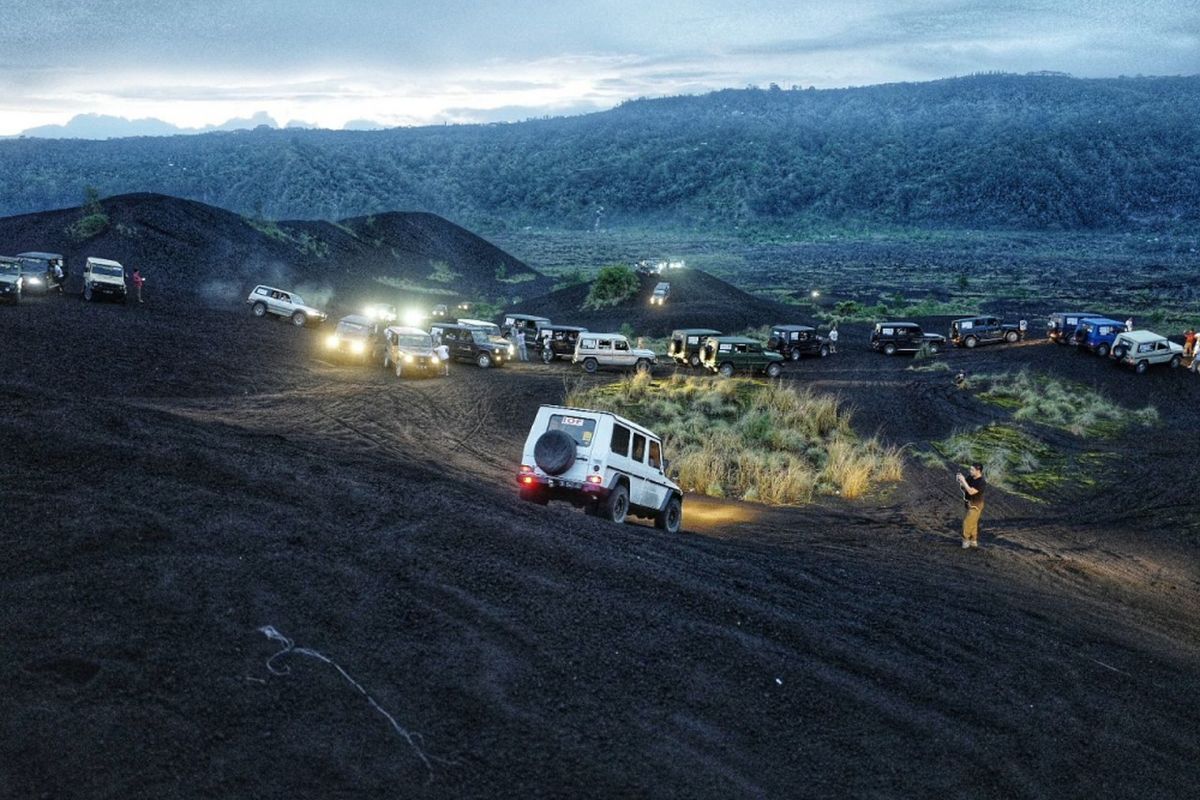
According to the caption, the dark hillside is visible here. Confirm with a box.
[0,193,550,308]
[1,74,1197,230]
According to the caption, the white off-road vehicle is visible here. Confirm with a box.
[82,257,127,303]
[246,284,328,326]
[517,405,683,533]
[1110,330,1183,374]
[573,333,657,374]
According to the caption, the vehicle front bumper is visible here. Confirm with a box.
[88,281,126,296]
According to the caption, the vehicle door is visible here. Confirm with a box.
[983,318,1003,343]
[613,338,635,367]
[642,439,669,511]
[1153,341,1171,363]
[906,327,924,349]
[623,430,650,508]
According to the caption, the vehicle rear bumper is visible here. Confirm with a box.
[516,475,610,505]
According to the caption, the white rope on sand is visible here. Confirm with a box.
[257,625,442,778]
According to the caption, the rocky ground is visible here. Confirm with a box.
[1,287,1197,799]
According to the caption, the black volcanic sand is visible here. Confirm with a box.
[1,291,1198,799]
[510,269,794,337]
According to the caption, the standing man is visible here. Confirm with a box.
[52,261,65,293]
[132,268,145,303]
[828,323,839,354]
[956,463,986,549]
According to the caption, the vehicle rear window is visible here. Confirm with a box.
[611,424,630,457]
[549,415,596,447]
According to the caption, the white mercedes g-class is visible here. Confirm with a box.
[573,333,656,374]
[82,257,127,303]
[517,405,683,533]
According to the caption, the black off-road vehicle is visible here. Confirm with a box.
[949,316,1023,348]
[537,324,588,363]
[870,322,946,355]
[767,324,829,360]
[502,314,550,347]
[668,328,722,367]
[430,322,512,368]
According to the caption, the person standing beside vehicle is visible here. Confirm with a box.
[956,463,986,549]
[828,323,839,354]
[1183,328,1196,359]
[132,268,145,303]
[52,261,64,293]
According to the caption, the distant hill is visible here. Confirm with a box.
[512,268,794,337]
[1,74,1198,230]
[0,193,549,307]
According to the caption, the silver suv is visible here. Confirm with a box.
[573,333,657,374]
[246,284,328,327]
[518,405,682,533]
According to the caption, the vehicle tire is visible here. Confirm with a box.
[604,483,630,524]
[1170,355,1182,369]
[1135,360,1149,374]
[1096,344,1109,357]
[1112,345,1127,360]
[718,362,735,378]
[533,430,576,476]
[583,357,598,374]
[519,487,548,506]
[655,496,682,533]
[1005,331,1019,343]
[635,358,652,374]
[927,342,941,354]
[477,353,492,369]
[83,284,93,302]
[542,348,554,364]
[765,362,783,378]
[252,301,267,318]
[291,311,307,327]
[689,354,701,368]
[883,343,896,356]
[819,345,829,358]
[965,336,978,349]
[790,349,801,361]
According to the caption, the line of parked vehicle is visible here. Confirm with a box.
[0,252,137,304]
[1047,311,1186,374]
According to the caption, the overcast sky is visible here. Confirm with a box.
[0,0,1195,134]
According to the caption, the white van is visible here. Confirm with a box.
[518,405,682,532]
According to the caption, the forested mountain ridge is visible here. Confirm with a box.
[2,73,1197,231]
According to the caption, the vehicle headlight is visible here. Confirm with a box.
[350,340,365,354]
[27,277,40,285]
[326,335,340,348]
[431,355,440,364]
[404,354,414,363]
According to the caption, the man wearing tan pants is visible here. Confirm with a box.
[956,463,986,548]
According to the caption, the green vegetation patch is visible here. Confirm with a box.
[583,264,640,310]
[567,373,903,505]
[974,370,1159,437]
[934,424,1067,501]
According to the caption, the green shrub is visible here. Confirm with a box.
[66,213,109,241]
[583,264,640,310]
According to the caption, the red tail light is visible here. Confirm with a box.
[521,476,535,485]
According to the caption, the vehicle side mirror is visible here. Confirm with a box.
[662,459,671,472]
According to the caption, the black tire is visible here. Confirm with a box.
[656,496,682,533]
[790,349,801,362]
[583,357,598,374]
[965,336,978,349]
[477,352,492,369]
[765,362,783,378]
[635,358,652,374]
[533,430,576,476]
[1096,344,1109,358]
[1112,345,1127,360]
[927,342,941,354]
[519,487,548,506]
[83,285,93,302]
[1170,355,1181,369]
[252,302,267,317]
[819,345,829,358]
[883,343,896,356]
[604,483,630,524]
[689,354,701,368]
[542,348,554,364]
[718,362,735,378]
[1005,331,1019,343]
[1135,360,1149,374]
[291,311,307,327]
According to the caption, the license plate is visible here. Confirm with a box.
[548,479,581,489]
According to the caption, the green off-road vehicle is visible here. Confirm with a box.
[700,336,785,378]
[668,328,722,367]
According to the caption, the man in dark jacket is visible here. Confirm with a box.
[956,463,986,548]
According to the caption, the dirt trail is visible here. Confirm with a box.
[1,295,1198,799]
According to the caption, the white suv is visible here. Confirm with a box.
[573,333,657,374]
[246,284,328,327]
[82,257,127,303]
[517,405,683,533]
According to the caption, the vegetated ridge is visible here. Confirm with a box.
[0,73,1196,230]
[0,193,550,306]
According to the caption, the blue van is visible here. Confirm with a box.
[1047,311,1100,344]
[1073,317,1128,357]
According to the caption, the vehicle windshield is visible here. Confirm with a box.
[548,414,596,447]
[0,262,19,276]
[91,265,123,277]
[396,334,432,349]
[336,321,370,337]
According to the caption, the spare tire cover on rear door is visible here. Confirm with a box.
[534,430,577,475]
